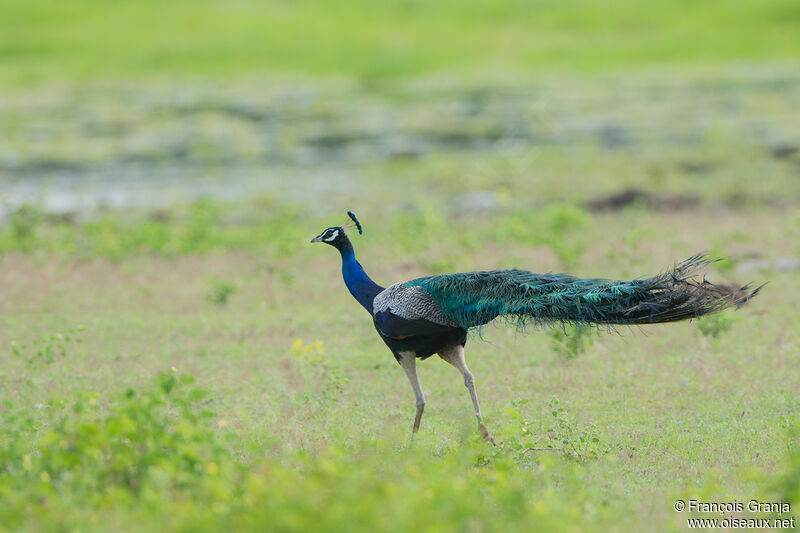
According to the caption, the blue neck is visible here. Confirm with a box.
[340,248,383,312]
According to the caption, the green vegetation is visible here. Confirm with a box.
[207,279,238,306]
[0,372,629,531]
[2,0,800,85]
[547,324,595,360]
[11,326,84,366]
[696,312,738,340]
[0,201,797,531]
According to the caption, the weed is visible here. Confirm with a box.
[0,200,312,259]
[291,338,327,364]
[774,422,800,510]
[606,226,651,276]
[207,279,237,306]
[543,397,607,461]
[495,204,590,269]
[10,204,41,241]
[547,324,595,360]
[540,204,591,269]
[0,371,231,529]
[4,203,42,250]
[183,198,222,253]
[11,326,85,365]
[291,339,348,400]
[697,312,738,339]
[500,397,608,463]
[0,372,625,531]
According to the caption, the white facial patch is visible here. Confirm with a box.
[323,229,339,242]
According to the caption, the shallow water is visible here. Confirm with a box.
[2,69,799,216]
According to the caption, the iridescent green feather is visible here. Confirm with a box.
[406,254,761,331]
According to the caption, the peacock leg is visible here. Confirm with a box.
[397,351,426,434]
[439,345,496,445]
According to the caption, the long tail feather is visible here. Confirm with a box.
[408,254,762,331]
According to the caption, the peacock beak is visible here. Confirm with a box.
[310,234,323,243]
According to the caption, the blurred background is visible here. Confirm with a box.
[1,0,799,227]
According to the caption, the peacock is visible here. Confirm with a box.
[311,212,761,444]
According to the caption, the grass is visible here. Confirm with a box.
[0,204,798,531]
[1,0,800,86]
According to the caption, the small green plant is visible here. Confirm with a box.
[495,204,591,269]
[774,422,800,510]
[291,339,348,400]
[0,375,617,532]
[207,279,237,305]
[543,397,606,462]
[291,338,326,364]
[540,204,591,269]
[499,397,608,463]
[697,312,737,339]
[547,324,595,360]
[606,226,651,277]
[182,198,222,253]
[10,204,41,241]
[0,370,230,530]
[5,203,43,250]
[11,326,85,365]
[497,397,536,457]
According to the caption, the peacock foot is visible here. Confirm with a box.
[479,423,496,446]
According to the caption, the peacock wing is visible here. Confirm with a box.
[405,270,578,329]
[372,283,459,339]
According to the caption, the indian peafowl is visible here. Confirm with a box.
[311,212,761,444]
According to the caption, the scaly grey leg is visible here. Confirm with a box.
[397,351,425,434]
[439,344,496,445]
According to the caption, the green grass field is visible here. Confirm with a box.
[1,203,798,531]
[2,0,800,85]
[1,0,800,531]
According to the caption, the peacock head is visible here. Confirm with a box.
[310,211,362,250]
[310,226,348,248]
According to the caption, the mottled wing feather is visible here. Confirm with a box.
[372,283,459,339]
[372,283,458,326]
